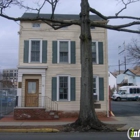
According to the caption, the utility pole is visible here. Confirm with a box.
[118,60,120,74]
[124,56,126,71]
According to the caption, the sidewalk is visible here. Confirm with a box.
[0,114,139,132]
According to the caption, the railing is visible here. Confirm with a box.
[46,96,58,111]
[18,96,58,111]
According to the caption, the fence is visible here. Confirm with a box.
[0,89,17,118]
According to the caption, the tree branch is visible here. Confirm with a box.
[90,22,140,34]
[116,0,140,16]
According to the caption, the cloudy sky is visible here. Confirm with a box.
[0,0,139,72]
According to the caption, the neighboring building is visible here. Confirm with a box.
[3,69,18,88]
[108,72,117,89]
[15,13,109,120]
[117,66,140,86]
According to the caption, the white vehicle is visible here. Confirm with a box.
[111,86,140,101]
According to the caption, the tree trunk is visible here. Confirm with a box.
[72,0,104,130]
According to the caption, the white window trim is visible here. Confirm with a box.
[56,75,71,101]
[93,75,99,101]
[29,39,42,63]
[57,40,71,64]
[92,41,99,64]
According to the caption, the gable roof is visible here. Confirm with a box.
[124,67,140,76]
[21,13,105,21]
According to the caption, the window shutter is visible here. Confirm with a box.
[71,77,76,101]
[52,77,57,101]
[99,77,104,101]
[71,41,76,64]
[42,40,47,63]
[52,41,57,63]
[23,40,29,63]
[98,42,103,64]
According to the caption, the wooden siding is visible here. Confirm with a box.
[19,21,109,112]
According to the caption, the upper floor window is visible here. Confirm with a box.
[59,41,69,63]
[92,42,97,64]
[31,40,40,62]
[91,41,103,64]
[57,40,71,63]
[32,23,40,28]
[61,26,68,30]
[90,26,95,30]
[23,39,47,63]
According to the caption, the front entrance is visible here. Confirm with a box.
[25,79,39,107]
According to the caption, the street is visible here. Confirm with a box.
[111,100,140,116]
[0,132,129,140]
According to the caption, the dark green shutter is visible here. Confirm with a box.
[52,41,57,63]
[71,41,76,64]
[98,42,103,64]
[52,77,57,101]
[99,77,104,101]
[23,40,29,63]
[42,40,47,63]
[71,77,76,101]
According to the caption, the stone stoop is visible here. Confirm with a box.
[14,108,59,120]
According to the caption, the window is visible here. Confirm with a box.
[32,23,40,28]
[59,77,68,100]
[91,41,103,64]
[29,40,42,63]
[93,76,99,101]
[58,40,70,63]
[57,75,70,101]
[31,40,40,62]
[91,26,95,30]
[59,41,68,63]
[137,88,140,93]
[10,73,13,77]
[92,42,97,63]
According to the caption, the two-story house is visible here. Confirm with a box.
[14,13,109,120]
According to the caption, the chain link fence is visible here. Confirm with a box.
[0,88,17,118]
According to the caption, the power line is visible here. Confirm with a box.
[109,62,139,67]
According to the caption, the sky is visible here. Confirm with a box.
[0,0,139,72]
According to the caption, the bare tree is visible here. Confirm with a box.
[0,0,140,130]
[126,38,140,66]
[2,73,14,88]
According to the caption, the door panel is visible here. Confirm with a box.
[25,79,39,107]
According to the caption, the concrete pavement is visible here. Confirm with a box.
[0,115,140,132]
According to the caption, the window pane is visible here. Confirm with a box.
[133,88,136,93]
[92,42,96,63]
[59,77,68,100]
[59,41,68,63]
[31,41,40,62]
[130,88,133,94]
[60,41,68,52]
[28,82,36,94]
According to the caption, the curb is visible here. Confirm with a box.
[117,128,128,132]
[0,128,59,133]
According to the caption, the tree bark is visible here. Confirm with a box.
[72,0,104,130]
